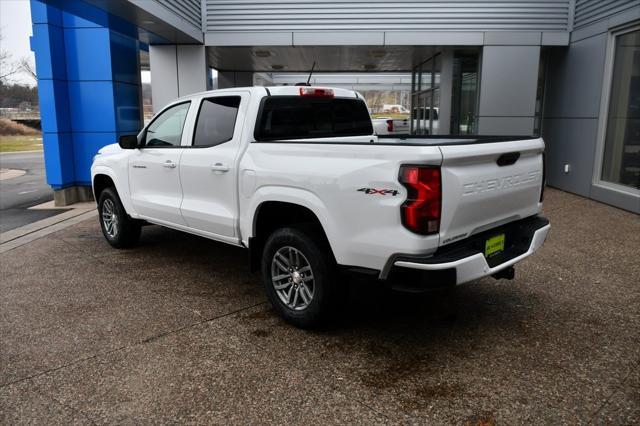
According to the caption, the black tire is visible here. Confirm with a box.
[261,227,338,328]
[98,187,141,249]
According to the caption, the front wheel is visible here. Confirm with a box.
[98,187,141,248]
[261,227,338,328]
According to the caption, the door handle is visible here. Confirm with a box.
[163,160,177,169]
[210,163,229,173]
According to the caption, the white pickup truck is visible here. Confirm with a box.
[371,117,411,135]
[91,86,550,327]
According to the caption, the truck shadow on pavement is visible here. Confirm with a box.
[133,224,537,314]
[114,224,546,347]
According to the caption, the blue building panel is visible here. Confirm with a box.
[114,82,143,133]
[61,0,109,28]
[72,132,119,185]
[110,32,142,85]
[63,27,113,81]
[30,0,143,192]
[37,79,71,134]
[29,0,62,26]
[42,133,75,188]
[67,81,117,132]
[30,23,67,81]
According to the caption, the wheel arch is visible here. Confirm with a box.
[92,174,115,201]
[248,199,336,272]
[91,166,136,216]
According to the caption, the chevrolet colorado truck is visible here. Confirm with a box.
[91,86,550,327]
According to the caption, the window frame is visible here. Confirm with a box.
[190,95,242,148]
[253,95,374,142]
[139,100,192,149]
[593,23,640,196]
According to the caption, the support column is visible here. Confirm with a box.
[30,0,142,205]
[436,49,454,135]
[217,72,254,89]
[477,45,541,135]
[149,45,208,112]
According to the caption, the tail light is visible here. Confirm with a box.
[399,165,441,235]
[299,87,334,97]
[540,152,546,202]
[386,119,394,133]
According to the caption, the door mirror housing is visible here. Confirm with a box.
[118,134,139,150]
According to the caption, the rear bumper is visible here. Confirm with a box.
[384,216,550,286]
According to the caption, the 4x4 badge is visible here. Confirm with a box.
[357,188,399,196]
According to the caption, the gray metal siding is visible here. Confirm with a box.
[205,0,571,32]
[574,0,639,29]
[156,0,202,29]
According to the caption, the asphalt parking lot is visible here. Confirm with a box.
[0,151,62,233]
[1,188,638,424]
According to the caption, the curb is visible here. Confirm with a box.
[0,150,44,155]
[0,209,97,253]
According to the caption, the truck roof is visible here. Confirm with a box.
[178,86,360,101]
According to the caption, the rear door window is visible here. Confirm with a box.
[255,96,373,141]
[192,96,241,147]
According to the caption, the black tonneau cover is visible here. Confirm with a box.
[377,134,536,146]
[254,134,537,146]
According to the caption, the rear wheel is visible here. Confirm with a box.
[98,187,141,248]
[261,227,337,328]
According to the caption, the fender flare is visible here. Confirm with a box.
[242,185,345,263]
[91,166,137,217]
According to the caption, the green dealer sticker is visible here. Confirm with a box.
[485,234,505,258]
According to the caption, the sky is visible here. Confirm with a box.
[0,0,35,86]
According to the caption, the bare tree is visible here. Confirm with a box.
[19,57,37,83]
[0,31,36,85]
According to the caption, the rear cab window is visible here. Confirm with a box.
[255,96,373,141]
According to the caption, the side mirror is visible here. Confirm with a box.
[118,134,139,150]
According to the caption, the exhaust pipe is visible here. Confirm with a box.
[492,266,515,281]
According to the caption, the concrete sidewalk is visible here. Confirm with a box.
[1,188,638,424]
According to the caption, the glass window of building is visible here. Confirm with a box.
[411,53,439,135]
[533,49,548,137]
[450,50,480,135]
[601,27,640,190]
[413,49,480,136]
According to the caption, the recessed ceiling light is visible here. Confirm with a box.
[254,50,272,58]
[271,64,284,70]
[142,20,156,25]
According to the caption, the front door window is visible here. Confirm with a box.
[143,102,190,147]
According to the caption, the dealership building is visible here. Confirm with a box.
[29,0,639,213]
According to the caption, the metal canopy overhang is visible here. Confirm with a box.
[206,45,443,73]
[81,0,203,44]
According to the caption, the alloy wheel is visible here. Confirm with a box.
[102,198,119,238]
[271,246,315,311]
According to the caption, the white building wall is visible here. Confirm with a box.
[149,45,208,112]
[477,45,541,135]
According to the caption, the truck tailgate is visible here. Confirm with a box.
[438,138,544,246]
[392,119,410,134]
